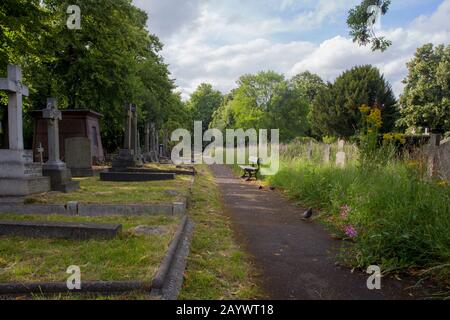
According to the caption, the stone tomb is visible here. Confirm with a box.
[0,220,121,240]
[41,98,80,193]
[0,65,50,196]
[31,109,104,164]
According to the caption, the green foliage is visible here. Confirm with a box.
[310,65,398,138]
[347,0,392,52]
[398,43,450,133]
[267,155,450,281]
[187,83,223,132]
[0,0,187,152]
[211,71,310,142]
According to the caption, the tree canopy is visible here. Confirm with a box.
[398,43,450,133]
[0,0,187,151]
[309,65,397,138]
[347,0,392,52]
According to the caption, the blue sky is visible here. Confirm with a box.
[133,0,450,99]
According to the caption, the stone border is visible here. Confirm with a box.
[0,200,187,217]
[150,215,194,299]
[0,215,194,297]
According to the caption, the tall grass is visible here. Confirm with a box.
[267,153,450,282]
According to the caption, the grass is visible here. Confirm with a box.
[179,165,262,300]
[0,214,179,283]
[24,175,193,204]
[266,157,450,285]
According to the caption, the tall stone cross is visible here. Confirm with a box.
[0,65,29,150]
[42,98,65,170]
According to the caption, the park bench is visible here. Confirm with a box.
[239,156,260,181]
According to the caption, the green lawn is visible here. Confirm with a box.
[0,214,180,283]
[179,165,262,300]
[24,175,193,204]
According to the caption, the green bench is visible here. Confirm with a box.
[239,156,260,181]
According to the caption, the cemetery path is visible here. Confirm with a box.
[210,164,424,300]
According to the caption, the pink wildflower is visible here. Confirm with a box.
[343,225,358,238]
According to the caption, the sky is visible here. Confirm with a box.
[133,0,450,100]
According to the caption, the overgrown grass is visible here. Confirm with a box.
[24,175,193,204]
[179,165,261,300]
[267,158,450,283]
[0,214,179,283]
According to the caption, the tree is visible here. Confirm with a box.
[347,0,392,52]
[310,65,397,138]
[187,83,223,132]
[290,71,326,103]
[211,71,310,142]
[398,44,450,133]
[0,0,181,152]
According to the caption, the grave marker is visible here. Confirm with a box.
[0,65,50,196]
[336,140,346,168]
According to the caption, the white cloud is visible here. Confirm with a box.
[134,0,450,99]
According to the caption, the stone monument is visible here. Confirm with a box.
[41,98,80,192]
[65,137,93,177]
[111,103,143,169]
[0,65,51,196]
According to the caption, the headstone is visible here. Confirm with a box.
[323,144,331,164]
[306,142,313,160]
[149,122,159,162]
[0,65,51,196]
[426,134,442,179]
[0,220,122,240]
[336,140,346,168]
[65,137,93,177]
[41,98,80,192]
[111,104,143,169]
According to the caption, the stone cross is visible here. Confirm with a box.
[123,104,133,150]
[36,142,44,164]
[0,65,29,150]
[42,98,65,169]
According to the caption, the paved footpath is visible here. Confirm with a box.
[210,165,427,300]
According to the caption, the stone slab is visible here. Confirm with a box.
[0,220,121,240]
[0,177,51,196]
[100,172,175,182]
[77,203,174,216]
[65,137,92,170]
[70,168,94,177]
[0,204,67,215]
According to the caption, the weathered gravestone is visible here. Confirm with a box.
[0,220,121,240]
[323,144,331,164]
[336,140,346,168]
[65,137,93,177]
[111,104,143,169]
[306,142,313,160]
[0,65,50,196]
[426,134,450,180]
[41,98,80,192]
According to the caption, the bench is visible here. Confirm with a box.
[239,156,260,181]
